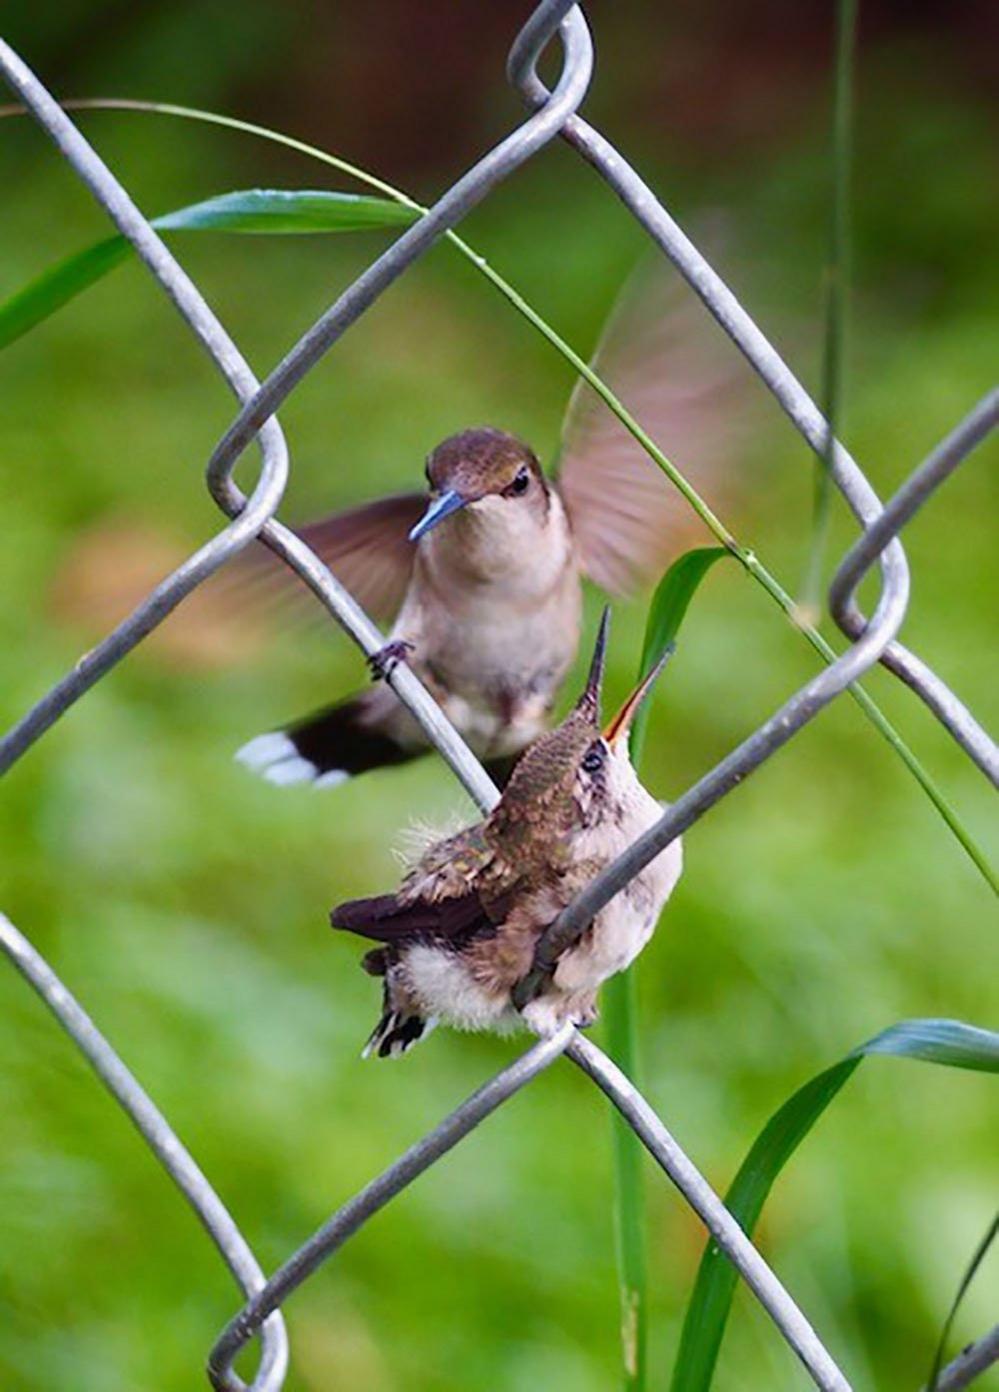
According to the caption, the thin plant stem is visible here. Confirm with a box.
[800,0,858,616]
[604,963,648,1390]
[927,1212,999,1391]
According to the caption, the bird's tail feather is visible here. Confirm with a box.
[362,1009,437,1060]
[236,691,420,788]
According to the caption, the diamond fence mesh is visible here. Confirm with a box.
[1,5,996,1391]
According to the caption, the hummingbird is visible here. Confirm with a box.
[234,270,746,790]
[330,612,682,1057]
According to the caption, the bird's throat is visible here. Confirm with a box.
[422,490,571,594]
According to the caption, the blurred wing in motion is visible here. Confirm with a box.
[48,516,271,670]
[256,489,426,625]
[556,259,751,595]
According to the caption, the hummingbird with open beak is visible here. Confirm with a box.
[235,271,747,789]
[330,612,682,1057]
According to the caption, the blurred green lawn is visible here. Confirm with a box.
[1,40,997,1392]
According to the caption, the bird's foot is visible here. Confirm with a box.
[368,639,414,682]
[520,992,599,1037]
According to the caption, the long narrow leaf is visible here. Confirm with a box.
[152,188,419,234]
[0,235,131,349]
[605,546,730,1389]
[631,547,729,766]
[0,189,417,349]
[670,1019,999,1392]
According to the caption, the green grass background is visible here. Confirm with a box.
[1,22,997,1391]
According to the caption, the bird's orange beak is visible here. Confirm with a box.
[602,644,676,749]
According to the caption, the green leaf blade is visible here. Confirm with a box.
[0,189,417,350]
[671,1019,999,1392]
[631,546,729,767]
[151,188,419,235]
[0,235,130,350]
[857,1017,999,1072]
[606,545,728,1390]
[670,1059,859,1392]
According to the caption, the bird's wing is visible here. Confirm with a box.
[245,491,426,625]
[331,886,494,945]
[407,824,496,897]
[331,824,507,947]
[555,261,751,595]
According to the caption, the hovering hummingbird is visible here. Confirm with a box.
[235,271,746,789]
[331,613,682,1056]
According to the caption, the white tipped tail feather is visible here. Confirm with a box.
[362,1010,438,1060]
[234,684,425,788]
[235,731,348,789]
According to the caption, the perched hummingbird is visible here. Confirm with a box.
[236,273,745,789]
[330,613,682,1056]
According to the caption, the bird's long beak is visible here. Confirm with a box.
[408,488,467,542]
[576,606,611,722]
[602,643,676,749]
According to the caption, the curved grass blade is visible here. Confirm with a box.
[152,188,418,235]
[0,188,417,349]
[0,102,993,894]
[604,546,730,1389]
[670,1019,999,1392]
[630,547,730,766]
[0,235,131,348]
[926,1211,999,1391]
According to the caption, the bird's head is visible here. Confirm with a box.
[408,428,547,542]
[489,610,673,856]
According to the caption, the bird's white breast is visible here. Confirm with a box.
[553,786,682,996]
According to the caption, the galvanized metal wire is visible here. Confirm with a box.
[829,386,999,786]
[1,5,996,1391]
[0,913,289,1392]
[934,1325,999,1392]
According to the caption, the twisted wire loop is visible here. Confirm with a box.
[508,45,999,1001]
[0,2,995,1390]
[197,0,593,812]
[0,913,290,1392]
[514,389,996,1001]
[830,388,999,786]
[207,1025,577,1392]
[0,39,289,778]
[508,34,998,788]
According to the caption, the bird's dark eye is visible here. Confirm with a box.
[581,742,605,775]
[504,466,530,498]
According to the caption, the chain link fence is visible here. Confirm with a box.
[1,4,996,1390]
